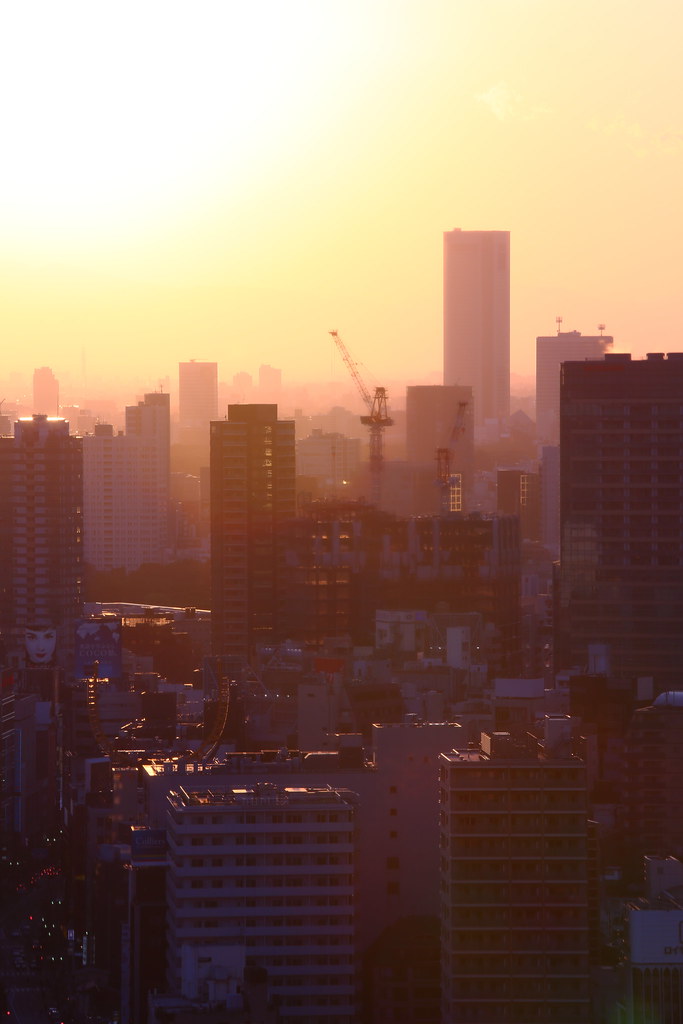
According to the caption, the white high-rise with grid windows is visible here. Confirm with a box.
[166,783,357,1023]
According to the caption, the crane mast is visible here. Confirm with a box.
[436,400,469,514]
[329,330,393,507]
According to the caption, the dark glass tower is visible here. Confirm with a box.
[210,405,296,660]
[557,352,683,691]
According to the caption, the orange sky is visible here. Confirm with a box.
[1,0,682,396]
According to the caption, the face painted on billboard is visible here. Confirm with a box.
[25,626,57,665]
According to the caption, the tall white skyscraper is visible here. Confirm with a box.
[443,229,510,430]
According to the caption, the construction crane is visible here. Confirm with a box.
[436,400,469,514]
[329,330,393,506]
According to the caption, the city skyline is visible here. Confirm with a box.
[1,2,681,390]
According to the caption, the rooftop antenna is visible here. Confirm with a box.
[555,316,563,335]
[598,323,606,336]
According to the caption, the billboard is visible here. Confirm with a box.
[74,617,122,680]
[25,625,57,666]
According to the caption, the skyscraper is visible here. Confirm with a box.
[0,415,82,667]
[178,360,218,453]
[32,366,59,416]
[210,405,296,660]
[557,352,683,690]
[124,392,171,566]
[536,330,613,444]
[443,229,510,430]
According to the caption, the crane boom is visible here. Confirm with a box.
[329,330,373,410]
[329,329,393,506]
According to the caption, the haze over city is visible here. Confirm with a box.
[3,4,683,1024]
[2,0,682,394]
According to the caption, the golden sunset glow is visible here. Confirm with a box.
[2,0,682,391]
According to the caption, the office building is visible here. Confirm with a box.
[210,405,296,660]
[557,352,683,690]
[279,508,521,673]
[497,468,542,544]
[536,330,613,444]
[165,783,356,1022]
[0,415,83,667]
[124,392,171,566]
[623,856,683,1024]
[406,384,474,513]
[32,366,59,416]
[443,229,510,430]
[178,360,218,453]
[624,693,683,872]
[296,430,362,494]
[439,726,593,1024]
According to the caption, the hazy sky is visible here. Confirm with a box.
[1,0,681,394]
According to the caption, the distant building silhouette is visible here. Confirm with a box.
[443,229,510,431]
[406,384,474,513]
[296,429,361,493]
[536,330,613,444]
[557,352,683,690]
[258,363,282,403]
[32,366,59,416]
[0,415,82,666]
[210,405,296,660]
[125,392,171,566]
[178,360,218,455]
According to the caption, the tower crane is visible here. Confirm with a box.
[436,400,469,514]
[329,330,393,507]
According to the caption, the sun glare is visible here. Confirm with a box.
[0,2,379,248]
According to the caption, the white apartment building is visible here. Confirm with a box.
[83,393,170,571]
[165,783,357,1023]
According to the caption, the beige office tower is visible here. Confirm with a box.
[443,229,510,431]
[536,330,613,444]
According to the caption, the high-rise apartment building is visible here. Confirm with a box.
[0,415,82,667]
[557,352,683,690]
[124,392,171,566]
[165,783,356,1022]
[32,366,59,416]
[443,229,510,429]
[210,405,296,660]
[439,726,593,1024]
[536,330,613,444]
[178,361,218,453]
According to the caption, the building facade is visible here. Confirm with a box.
[0,415,83,667]
[210,405,296,660]
[536,330,613,444]
[557,352,683,690]
[124,392,171,566]
[165,783,356,1022]
[178,361,218,453]
[443,229,510,430]
[406,384,474,514]
[439,727,593,1024]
